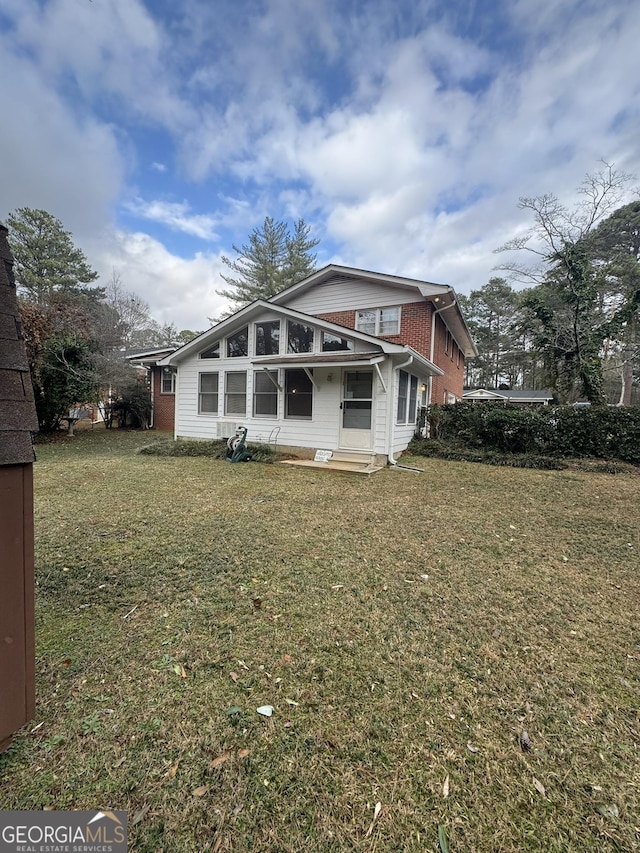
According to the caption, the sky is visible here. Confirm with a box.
[1,0,639,332]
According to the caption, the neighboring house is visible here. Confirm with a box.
[463,387,554,405]
[158,265,477,462]
[126,348,176,431]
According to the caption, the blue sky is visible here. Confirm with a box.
[1,0,638,330]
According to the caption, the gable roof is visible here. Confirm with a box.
[269,264,477,358]
[159,299,417,365]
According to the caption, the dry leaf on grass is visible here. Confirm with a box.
[442,775,450,798]
[192,785,209,797]
[230,671,239,682]
[132,803,151,825]
[533,777,546,797]
[237,748,250,759]
[209,748,233,771]
[364,802,382,838]
[163,762,179,781]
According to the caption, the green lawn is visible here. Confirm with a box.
[1,429,638,852]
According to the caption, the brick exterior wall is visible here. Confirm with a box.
[151,367,175,432]
[316,301,465,403]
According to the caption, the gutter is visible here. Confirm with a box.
[387,353,414,467]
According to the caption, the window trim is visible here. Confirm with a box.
[199,341,220,359]
[356,306,401,336]
[160,368,176,394]
[226,326,249,358]
[287,320,315,354]
[224,371,247,416]
[254,320,281,357]
[285,368,313,419]
[253,369,279,418]
[198,372,219,415]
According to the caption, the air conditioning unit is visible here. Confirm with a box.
[216,421,244,439]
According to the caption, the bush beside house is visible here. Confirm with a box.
[411,402,640,465]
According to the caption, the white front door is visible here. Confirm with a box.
[339,370,373,451]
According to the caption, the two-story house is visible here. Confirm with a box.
[157,265,476,463]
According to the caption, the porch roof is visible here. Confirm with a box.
[254,351,385,368]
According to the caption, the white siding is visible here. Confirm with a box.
[175,359,346,451]
[284,276,421,314]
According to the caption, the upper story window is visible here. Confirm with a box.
[288,321,314,354]
[200,341,220,359]
[322,332,354,352]
[255,321,280,356]
[227,326,248,358]
[160,368,176,394]
[356,307,400,336]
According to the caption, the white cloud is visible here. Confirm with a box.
[0,27,124,239]
[124,199,220,241]
[90,230,230,331]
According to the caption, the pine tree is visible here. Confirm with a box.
[6,208,101,303]
[217,217,318,314]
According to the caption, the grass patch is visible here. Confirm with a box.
[2,431,639,852]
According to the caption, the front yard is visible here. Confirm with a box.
[1,429,638,852]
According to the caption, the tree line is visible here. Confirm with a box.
[5,164,639,431]
[460,165,640,405]
[5,208,199,431]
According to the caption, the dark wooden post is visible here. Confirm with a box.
[0,224,38,752]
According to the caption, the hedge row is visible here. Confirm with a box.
[417,403,640,464]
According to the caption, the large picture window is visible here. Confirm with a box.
[285,369,313,419]
[356,307,400,336]
[255,321,280,356]
[287,321,314,353]
[225,372,247,416]
[226,327,248,358]
[253,370,278,417]
[199,373,219,414]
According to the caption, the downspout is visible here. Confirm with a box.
[387,353,413,466]
[429,293,457,409]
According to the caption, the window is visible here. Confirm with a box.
[253,370,278,417]
[225,372,247,416]
[397,370,408,423]
[444,330,452,356]
[322,332,354,352]
[255,321,280,356]
[200,342,220,359]
[199,373,219,414]
[226,327,248,358]
[288,321,314,353]
[285,369,313,419]
[408,375,418,423]
[356,307,400,336]
[160,368,176,394]
[397,371,419,424]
